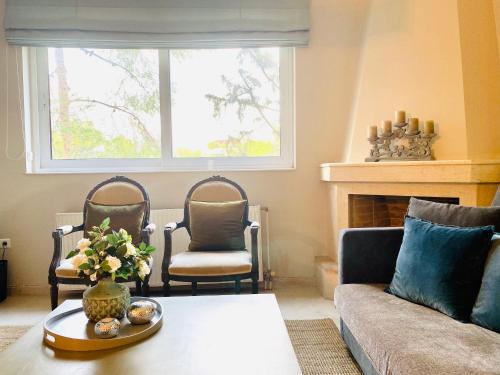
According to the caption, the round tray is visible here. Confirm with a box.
[43,297,163,351]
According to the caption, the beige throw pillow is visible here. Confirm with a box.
[188,200,246,251]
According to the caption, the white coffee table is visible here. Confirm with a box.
[0,294,302,375]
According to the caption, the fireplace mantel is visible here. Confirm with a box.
[320,159,500,266]
[320,160,500,184]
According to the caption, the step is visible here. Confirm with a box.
[315,256,339,300]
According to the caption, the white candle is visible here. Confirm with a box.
[424,120,434,134]
[395,110,406,124]
[368,125,378,138]
[408,118,419,133]
[382,120,392,134]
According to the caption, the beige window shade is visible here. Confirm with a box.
[4,0,310,48]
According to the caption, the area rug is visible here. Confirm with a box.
[0,326,32,353]
[285,319,361,375]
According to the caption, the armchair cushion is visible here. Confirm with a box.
[188,200,246,251]
[85,200,146,245]
[55,258,79,278]
[169,250,252,276]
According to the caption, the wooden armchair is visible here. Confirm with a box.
[48,176,155,310]
[162,176,259,296]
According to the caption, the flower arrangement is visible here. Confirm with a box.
[66,218,154,282]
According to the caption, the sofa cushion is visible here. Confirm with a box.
[188,200,246,251]
[407,197,500,232]
[387,216,494,321]
[168,250,252,276]
[85,200,146,245]
[471,234,500,332]
[335,284,500,375]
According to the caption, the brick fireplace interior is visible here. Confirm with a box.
[348,195,460,228]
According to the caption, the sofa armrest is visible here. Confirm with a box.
[339,227,404,285]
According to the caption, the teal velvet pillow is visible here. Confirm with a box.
[470,234,500,332]
[388,216,494,322]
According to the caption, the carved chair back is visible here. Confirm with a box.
[83,176,150,229]
[182,176,250,236]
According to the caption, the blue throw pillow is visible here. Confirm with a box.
[470,235,500,332]
[388,216,494,322]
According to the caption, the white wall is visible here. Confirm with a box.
[0,0,371,293]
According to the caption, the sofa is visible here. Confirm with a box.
[334,227,500,375]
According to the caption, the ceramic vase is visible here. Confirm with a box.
[82,278,130,322]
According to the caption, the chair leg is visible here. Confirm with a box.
[50,284,59,310]
[163,281,170,297]
[235,278,241,295]
[252,277,259,294]
[192,282,198,296]
[142,275,150,297]
[135,280,142,296]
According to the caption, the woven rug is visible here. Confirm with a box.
[285,319,361,375]
[0,326,31,353]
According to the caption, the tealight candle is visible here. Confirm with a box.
[395,110,406,124]
[382,120,392,135]
[408,118,419,133]
[368,125,378,139]
[424,120,434,134]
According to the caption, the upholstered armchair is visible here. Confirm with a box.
[48,176,155,310]
[162,176,259,296]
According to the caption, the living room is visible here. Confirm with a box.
[0,0,499,374]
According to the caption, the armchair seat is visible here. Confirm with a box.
[169,250,252,276]
[56,257,154,279]
[55,258,79,278]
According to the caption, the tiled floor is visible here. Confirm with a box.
[0,280,338,327]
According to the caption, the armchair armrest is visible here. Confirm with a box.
[140,223,156,247]
[339,227,404,285]
[162,222,184,282]
[249,221,260,273]
[49,223,84,283]
[143,223,156,234]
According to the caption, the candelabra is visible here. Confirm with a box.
[365,121,436,162]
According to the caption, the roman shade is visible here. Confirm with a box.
[4,0,310,48]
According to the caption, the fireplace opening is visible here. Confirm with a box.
[348,195,459,228]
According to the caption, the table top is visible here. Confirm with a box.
[0,294,302,375]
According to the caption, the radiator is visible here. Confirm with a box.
[55,206,263,288]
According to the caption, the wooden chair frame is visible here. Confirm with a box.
[48,176,155,310]
[162,176,260,296]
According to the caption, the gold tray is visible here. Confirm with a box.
[43,297,163,351]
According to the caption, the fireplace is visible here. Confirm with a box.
[348,195,459,228]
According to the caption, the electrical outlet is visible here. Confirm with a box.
[0,239,11,248]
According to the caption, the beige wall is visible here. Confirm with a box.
[0,0,370,293]
[346,0,500,162]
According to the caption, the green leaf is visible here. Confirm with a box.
[139,242,146,251]
[100,260,112,272]
[116,244,127,257]
[100,217,110,229]
[85,249,95,257]
[79,263,91,270]
[65,249,79,259]
[145,245,156,254]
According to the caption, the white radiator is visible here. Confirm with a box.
[55,206,263,288]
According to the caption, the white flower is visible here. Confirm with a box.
[77,238,91,252]
[138,259,150,279]
[106,255,122,273]
[90,273,97,282]
[125,242,136,257]
[71,253,88,269]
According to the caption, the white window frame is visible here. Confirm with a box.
[23,47,295,174]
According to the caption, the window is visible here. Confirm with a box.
[25,47,294,172]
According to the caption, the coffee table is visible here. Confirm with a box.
[0,294,302,375]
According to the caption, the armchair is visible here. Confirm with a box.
[49,176,155,310]
[162,176,259,296]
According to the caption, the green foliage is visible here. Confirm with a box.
[66,218,155,282]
